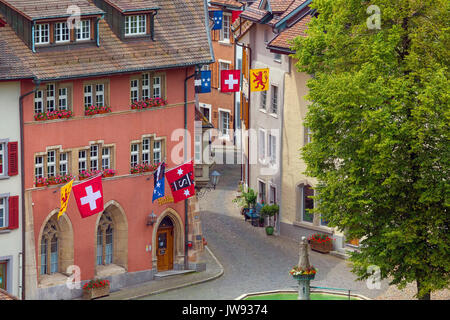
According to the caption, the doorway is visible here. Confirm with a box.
[156,216,174,271]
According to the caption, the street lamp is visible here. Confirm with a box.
[211,171,221,189]
[146,211,157,226]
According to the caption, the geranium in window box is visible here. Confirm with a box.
[35,177,49,187]
[82,279,110,300]
[130,163,160,174]
[79,170,102,181]
[289,265,317,280]
[85,105,111,116]
[102,169,116,178]
[308,233,334,253]
[130,98,166,110]
[34,110,73,121]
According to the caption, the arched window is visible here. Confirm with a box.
[97,212,114,265]
[40,218,59,275]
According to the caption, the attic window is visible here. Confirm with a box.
[125,15,147,36]
[35,24,50,45]
[55,22,70,43]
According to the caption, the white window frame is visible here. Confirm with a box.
[220,13,231,43]
[153,140,162,164]
[125,15,146,36]
[0,196,8,229]
[130,79,139,103]
[35,24,50,45]
[84,85,93,107]
[218,108,231,139]
[47,151,56,177]
[218,60,231,91]
[142,74,150,100]
[90,145,99,171]
[96,84,105,106]
[258,128,266,162]
[59,152,68,176]
[199,103,212,122]
[101,147,110,170]
[35,156,44,178]
[78,150,87,173]
[268,133,277,165]
[46,84,56,112]
[153,76,161,98]
[270,84,278,115]
[260,90,267,111]
[54,22,70,43]
[76,20,91,41]
[0,142,6,178]
[194,133,202,163]
[35,90,44,114]
[269,184,277,204]
[142,138,150,164]
[58,88,68,110]
[301,184,315,224]
[130,144,139,167]
[258,179,267,204]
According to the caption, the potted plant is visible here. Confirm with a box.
[260,204,279,234]
[308,233,334,253]
[102,169,116,178]
[289,265,317,280]
[35,177,49,187]
[233,186,257,216]
[82,278,110,300]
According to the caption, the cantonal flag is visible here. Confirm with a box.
[165,161,195,203]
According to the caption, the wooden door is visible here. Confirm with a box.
[156,227,174,271]
[0,261,7,290]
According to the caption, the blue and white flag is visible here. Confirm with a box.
[211,11,223,30]
[152,162,165,203]
[195,70,211,94]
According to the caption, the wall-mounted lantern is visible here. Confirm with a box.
[147,211,157,226]
[211,170,221,189]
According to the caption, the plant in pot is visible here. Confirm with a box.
[233,186,257,216]
[308,233,334,253]
[82,278,110,300]
[261,204,278,235]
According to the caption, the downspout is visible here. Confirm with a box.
[235,41,251,186]
[96,15,103,47]
[19,77,41,300]
[31,22,36,53]
[184,67,199,270]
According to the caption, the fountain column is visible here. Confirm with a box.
[296,236,314,300]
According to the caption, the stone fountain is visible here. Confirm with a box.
[294,236,315,300]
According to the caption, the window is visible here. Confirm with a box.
[35,156,44,178]
[58,88,68,110]
[97,212,114,265]
[76,20,90,41]
[59,153,68,176]
[153,76,161,98]
[153,140,161,164]
[102,147,110,170]
[305,127,312,145]
[142,138,150,164]
[200,104,211,122]
[90,145,99,171]
[40,217,59,275]
[270,85,278,114]
[302,185,314,223]
[35,24,50,45]
[47,151,56,177]
[35,90,44,114]
[84,82,107,108]
[274,53,281,61]
[131,144,139,167]
[96,84,105,106]
[219,110,231,137]
[0,261,7,290]
[258,129,266,161]
[268,134,276,165]
[260,91,267,110]
[78,150,87,173]
[142,74,150,100]
[219,62,230,90]
[125,15,146,36]
[258,180,266,204]
[220,13,231,42]
[194,133,202,163]
[130,79,139,103]
[0,143,4,176]
[84,85,93,107]
[0,197,6,229]
[55,22,70,43]
[270,185,276,204]
[46,84,56,112]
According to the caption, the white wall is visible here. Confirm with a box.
[0,81,22,298]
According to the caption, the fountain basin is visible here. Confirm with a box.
[236,290,370,300]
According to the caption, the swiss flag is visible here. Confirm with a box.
[166,162,195,203]
[72,175,104,218]
[221,70,240,92]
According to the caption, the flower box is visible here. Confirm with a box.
[290,266,317,280]
[82,279,110,300]
[308,234,334,253]
[130,163,160,174]
[130,98,167,110]
[35,182,47,188]
[34,110,73,121]
[85,106,112,116]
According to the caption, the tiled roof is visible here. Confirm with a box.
[103,0,159,13]
[267,13,311,52]
[209,0,243,9]
[0,289,18,300]
[239,0,269,22]
[0,0,104,20]
[276,0,308,23]
[0,0,213,81]
[270,0,294,12]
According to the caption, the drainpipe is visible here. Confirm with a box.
[235,41,251,187]
[19,77,41,300]
[183,67,199,270]
[31,22,36,53]
[96,15,103,47]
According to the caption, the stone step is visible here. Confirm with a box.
[154,270,196,279]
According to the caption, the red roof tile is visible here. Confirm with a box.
[103,0,159,13]
[268,13,311,51]
[209,0,243,9]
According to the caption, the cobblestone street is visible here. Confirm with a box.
[138,153,391,300]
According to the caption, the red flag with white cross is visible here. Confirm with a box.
[166,161,195,203]
[72,175,104,218]
[220,70,241,92]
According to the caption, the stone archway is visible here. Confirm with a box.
[94,200,128,271]
[37,209,74,281]
[152,208,184,271]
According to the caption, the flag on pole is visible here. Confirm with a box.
[195,70,212,94]
[220,70,241,92]
[250,68,269,91]
[211,11,223,30]
[152,162,166,203]
[57,179,73,220]
[232,10,243,23]
[166,161,195,203]
[72,175,104,218]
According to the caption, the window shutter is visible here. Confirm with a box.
[8,196,19,230]
[211,62,219,89]
[161,73,166,100]
[8,142,18,176]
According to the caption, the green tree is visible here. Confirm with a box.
[291,0,449,299]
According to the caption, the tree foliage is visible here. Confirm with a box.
[291,0,449,299]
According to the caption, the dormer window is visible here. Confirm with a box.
[55,22,70,43]
[125,15,147,36]
[76,20,91,41]
[35,24,50,45]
